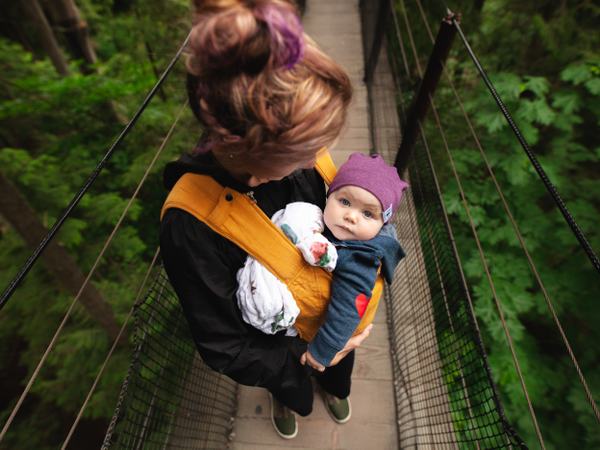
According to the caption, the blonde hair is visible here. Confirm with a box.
[186,0,352,176]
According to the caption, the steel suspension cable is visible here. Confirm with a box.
[0,100,188,443]
[61,247,161,450]
[399,1,546,446]
[428,101,546,448]
[414,0,600,425]
[390,3,411,82]
[0,32,191,311]
[449,16,600,275]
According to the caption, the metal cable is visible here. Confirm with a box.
[0,31,191,310]
[450,16,600,275]
[390,2,411,81]
[0,100,188,443]
[399,1,546,446]
[414,0,600,425]
[428,101,546,449]
[60,247,161,450]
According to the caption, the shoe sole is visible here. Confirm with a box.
[323,394,352,424]
[268,393,299,439]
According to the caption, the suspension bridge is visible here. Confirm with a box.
[1,0,598,449]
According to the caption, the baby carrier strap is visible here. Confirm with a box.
[314,149,337,185]
[160,150,383,341]
[160,150,337,285]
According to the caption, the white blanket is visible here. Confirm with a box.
[236,202,338,336]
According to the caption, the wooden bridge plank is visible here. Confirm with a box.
[304,0,370,169]
[371,39,459,449]
[233,380,396,449]
[231,1,401,448]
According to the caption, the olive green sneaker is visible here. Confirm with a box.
[268,393,298,439]
[322,392,351,424]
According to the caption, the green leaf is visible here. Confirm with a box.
[57,218,87,249]
[518,98,555,125]
[494,72,523,100]
[535,100,555,125]
[551,92,580,114]
[561,63,592,84]
[523,76,549,97]
[584,77,600,95]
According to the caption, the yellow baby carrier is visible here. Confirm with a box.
[160,151,384,342]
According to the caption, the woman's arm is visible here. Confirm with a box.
[301,323,373,371]
[160,208,310,390]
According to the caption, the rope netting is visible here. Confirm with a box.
[3,2,597,449]
[101,268,237,449]
[362,0,600,447]
[362,0,526,447]
[373,49,525,450]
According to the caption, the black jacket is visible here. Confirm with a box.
[159,151,326,390]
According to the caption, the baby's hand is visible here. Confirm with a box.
[300,351,325,372]
[297,233,337,271]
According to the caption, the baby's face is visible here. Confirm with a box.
[324,186,384,241]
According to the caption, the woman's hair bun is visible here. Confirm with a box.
[187,0,304,78]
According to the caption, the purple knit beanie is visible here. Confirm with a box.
[328,152,409,223]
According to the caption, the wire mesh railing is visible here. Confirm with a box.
[102,268,237,450]
[364,0,600,447]
[363,0,526,447]
[380,52,524,450]
[101,11,505,446]
[3,1,597,448]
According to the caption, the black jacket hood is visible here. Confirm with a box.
[163,151,253,193]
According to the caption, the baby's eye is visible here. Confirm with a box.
[363,210,373,219]
[339,198,350,206]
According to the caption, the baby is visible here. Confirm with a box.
[236,152,408,368]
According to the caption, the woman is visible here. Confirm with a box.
[160,0,371,439]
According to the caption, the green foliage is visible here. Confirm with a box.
[393,0,599,448]
[0,0,194,447]
[1,0,598,448]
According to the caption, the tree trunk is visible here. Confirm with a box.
[133,6,166,101]
[21,0,70,76]
[112,0,135,14]
[0,173,122,341]
[40,0,128,124]
[44,0,97,74]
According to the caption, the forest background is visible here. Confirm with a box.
[0,0,598,449]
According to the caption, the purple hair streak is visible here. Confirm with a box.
[257,4,305,69]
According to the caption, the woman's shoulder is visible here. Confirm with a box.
[163,151,249,192]
[159,155,326,251]
[160,207,247,273]
[160,207,219,252]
